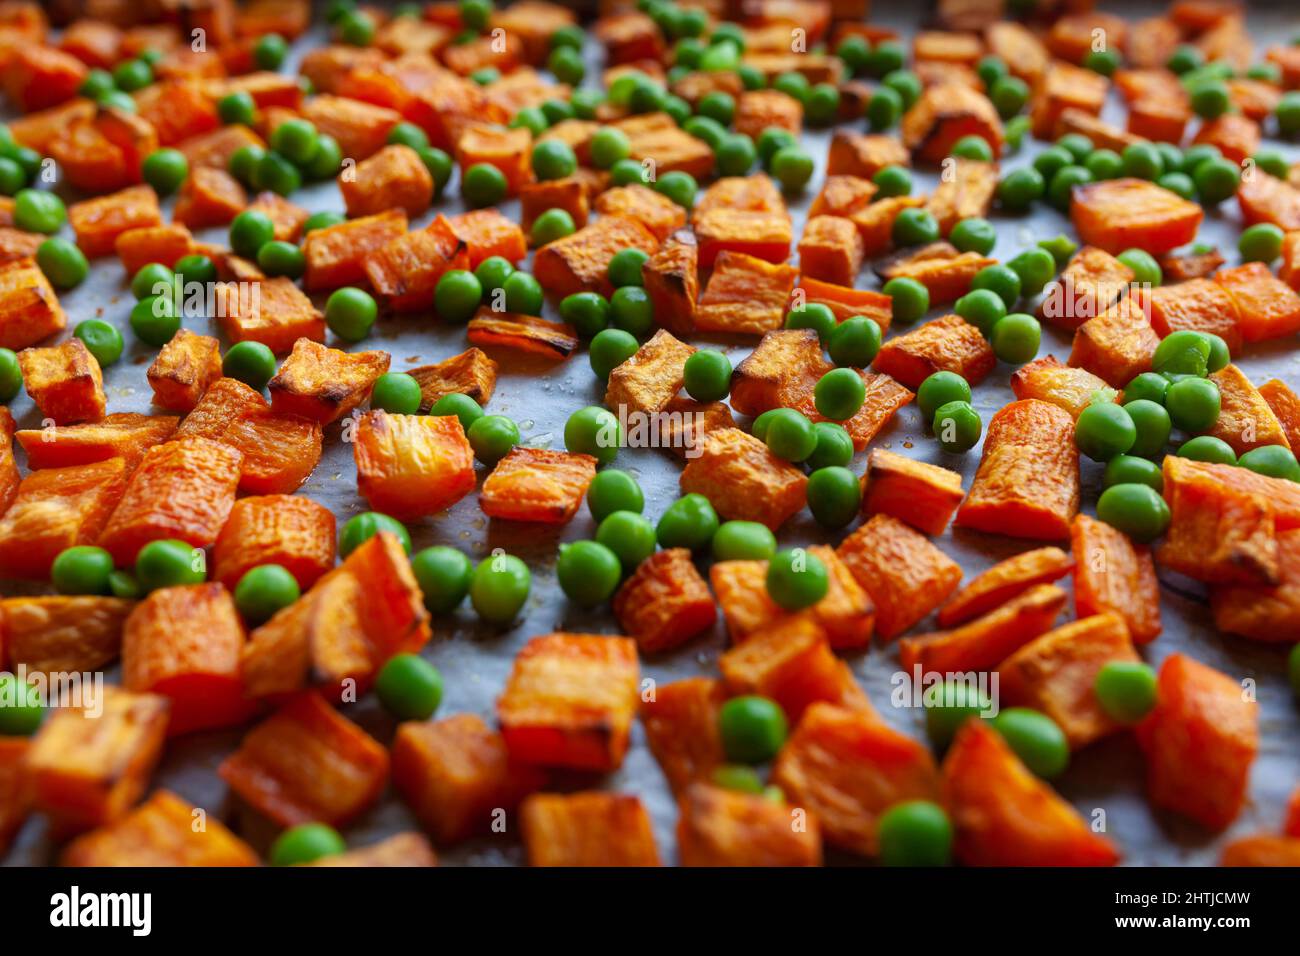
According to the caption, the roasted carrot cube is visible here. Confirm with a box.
[594,10,666,65]
[7,99,95,155]
[612,548,715,654]
[679,427,808,531]
[937,546,1072,629]
[1010,355,1115,421]
[795,275,893,329]
[1030,60,1108,139]
[695,174,786,218]
[613,110,714,180]
[643,228,699,338]
[533,214,659,298]
[772,702,938,857]
[861,448,964,535]
[145,329,222,412]
[693,208,792,269]
[0,594,132,675]
[363,217,471,314]
[1069,296,1162,389]
[26,687,169,834]
[97,437,242,566]
[298,45,386,95]
[1070,178,1203,256]
[68,185,162,259]
[1147,276,1243,354]
[59,19,123,70]
[956,399,1080,540]
[45,115,133,193]
[241,531,429,699]
[1237,169,1300,232]
[406,346,497,412]
[441,30,523,76]
[1206,363,1290,455]
[354,410,476,520]
[877,245,996,308]
[1193,112,1259,165]
[17,338,104,424]
[592,183,684,242]
[1136,653,1257,830]
[479,445,596,525]
[215,276,325,356]
[303,208,407,291]
[656,395,735,460]
[732,87,802,140]
[521,791,660,867]
[677,783,821,867]
[925,158,997,236]
[212,494,335,592]
[301,93,399,160]
[242,191,308,244]
[15,413,176,472]
[1045,11,1126,64]
[1038,245,1134,331]
[442,209,525,270]
[1160,246,1226,283]
[497,633,640,772]
[985,20,1049,83]
[899,584,1067,675]
[61,789,257,867]
[121,582,253,736]
[219,692,388,828]
[115,223,194,276]
[268,338,390,424]
[519,175,588,238]
[826,129,909,179]
[0,225,41,265]
[465,308,579,360]
[603,327,694,416]
[640,677,725,796]
[1211,529,1300,641]
[4,44,86,113]
[172,165,246,229]
[0,256,66,350]
[711,545,874,650]
[1070,513,1161,644]
[902,82,1002,162]
[391,713,544,846]
[797,214,865,287]
[1214,261,1300,343]
[340,143,433,219]
[873,314,995,390]
[695,250,797,336]
[1260,378,1300,451]
[943,719,1119,865]
[178,124,266,172]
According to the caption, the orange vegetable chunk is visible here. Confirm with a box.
[794,275,893,329]
[1070,514,1162,643]
[14,413,177,471]
[447,208,527,267]
[1210,527,1300,642]
[592,184,684,242]
[1259,378,1300,456]
[212,493,336,592]
[61,790,258,867]
[612,548,716,654]
[217,276,326,356]
[693,207,793,269]
[826,129,910,179]
[1213,261,1300,343]
[267,338,390,424]
[17,338,105,424]
[0,256,66,350]
[1205,363,1290,455]
[480,446,597,525]
[354,410,476,520]
[521,791,660,867]
[694,250,797,336]
[115,223,194,276]
[1069,178,1203,255]
[406,347,497,412]
[302,208,407,291]
[1068,295,1161,388]
[679,426,808,531]
[899,584,1067,676]
[1147,276,1243,354]
[68,185,162,259]
[901,82,1003,162]
[1010,355,1115,420]
[872,314,995,390]
[677,783,822,867]
[301,93,399,160]
[340,143,433,218]
[172,165,246,228]
[861,448,964,535]
[533,215,661,298]
[642,228,699,337]
[1037,245,1134,331]
[639,677,725,796]
[604,327,695,417]
[146,329,222,412]
[0,594,132,676]
[798,214,865,287]
[937,546,1073,627]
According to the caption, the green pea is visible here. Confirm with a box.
[949,217,996,256]
[801,423,851,472]
[772,70,810,103]
[1177,434,1236,464]
[564,405,621,466]
[924,678,990,747]
[142,148,188,196]
[1253,150,1290,180]
[1084,48,1120,77]
[955,288,1007,336]
[1124,372,1169,405]
[135,539,206,592]
[1057,133,1093,163]
[975,55,1007,90]
[597,510,657,571]
[339,512,410,557]
[229,209,275,258]
[933,400,982,453]
[872,164,913,199]
[557,540,623,607]
[80,69,116,100]
[548,45,584,85]
[805,83,840,126]
[714,132,756,176]
[589,128,631,170]
[502,271,543,317]
[1117,248,1161,287]
[1075,402,1136,461]
[469,552,531,624]
[719,695,788,763]
[324,286,378,341]
[253,149,302,195]
[1179,143,1222,175]
[807,465,860,529]
[684,115,726,151]
[0,673,43,736]
[1153,330,1211,377]
[0,156,25,196]
[1239,445,1300,482]
[365,372,419,415]
[0,348,19,403]
[429,393,483,433]
[606,286,651,336]
[866,40,904,78]
[990,312,1040,365]
[587,469,644,522]
[1047,164,1092,211]
[1166,376,1221,431]
[36,237,89,290]
[302,211,346,235]
[972,264,1022,310]
[130,294,179,347]
[1121,142,1164,180]
[218,91,256,126]
[697,90,736,127]
[112,58,152,92]
[411,545,473,614]
[766,548,828,610]
[1091,661,1158,724]
[1278,92,1300,136]
[877,800,953,867]
[813,367,866,421]
[415,145,451,193]
[473,256,514,298]
[257,240,305,279]
[1193,156,1240,204]
[991,708,1070,778]
[951,134,994,162]
[222,341,277,391]
[253,32,288,70]
[1096,483,1171,542]
[13,189,65,234]
[589,328,640,379]
[73,319,123,367]
[560,291,610,338]
[1191,80,1231,119]
[1167,43,1204,75]
[756,127,797,166]
[1104,453,1164,492]
[769,146,813,192]
[836,36,871,76]
[1033,146,1073,182]
[683,349,732,402]
[234,564,300,624]
[866,86,902,131]
[530,208,575,247]
[828,316,881,368]
[656,493,719,550]
[338,8,375,45]
[375,653,443,720]
[764,407,817,461]
[51,545,115,595]
[656,169,699,208]
[1289,644,1300,699]
[270,823,346,866]
[883,276,929,323]
[883,69,923,109]
[990,74,1029,119]
[711,520,777,561]
[1122,399,1171,458]
[608,248,649,289]
[738,63,766,91]
[531,139,577,181]
[1006,247,1057,297]
[467,415,519,465]
[433,269,483,323]
[1239,223,1285,264]
[917,371,972,421]
[892,207,940,247]
[784,302,837,343]
[1156,171,1196,200]
[997,167,1045,213]
[462,163,507,207]
[174,253,217,287]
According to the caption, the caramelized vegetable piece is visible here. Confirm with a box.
[533,215,661,299]
[177,124,266,171]
[693,208,793,269]
[695,250,797,336]
[212,494,336,591]
[0,406,15,514]
[341,144,433,219]
[173,166,246,229]
[837,513,962,639]
[301,93,399,160]
[406,347,497,412]
[17,338,105,424]
[26,687,169,834]
[0,256,66,350]
[1213,261,1300,343]
[1259,378,1300,452]
[4,45,87,113]
[479,446,595,524]
[306,832,438,867]
[97,436,241,565]
[241,531,429,698]
[0,738,29,856]
[604,327,694,416]
[877,245,995,308]
[614,110,713,179]
[15,413,178,471]
[809,174,877,219]
[466,308,580,359]
[925,158,997,236]
[798,214,865,287]
[497,633,640,772]
[591,185,682,242]
[268,338,390,424]
[1159,246,1225,284]
[0,594,132,676]
[217,276,326,355]
[901,82,1002,162]
[899,584,1067,675]
[247,191,309,243]
[677,783,822,867]
[1206,363,1290,455]
[772,702,938,857]
[641,228,699,338]
[1136,653,1258,831]
[612,548,716,654]
[943,720,1119,866]
[938,547,1073,628]
[391,713,545,846]
[1210,528,1300,642]
[826,129,910,179]
[1068,296,1161,389]
[219,692,389,828]
[732,88,802,139]
[874,314,995,391]
[1165,442,1300,529]
[1237,170,1300,232]
[695,174,786,218]
[521,791,660,867]
[0,458,128,579]
[1010,355,1115,421]
[68,185,162,259]
[1220,835,1300,868]
[1031,61,1108,140]
[1147,277,1242,354]
[146,329,222,412]
[1070,178,1203,256]
[640,677,726,795]
[1158,456,1277,586]
[447,208,527,268]
[956,400,1080,540]
[1038,246,1134,331]
[1070,514,1161,643]
[115,223,195,276]
[861,448,964,535]
[303,209,407,291]
[794,275,893,329]
[679,427,809,531]
[355,411,476,520]
[62,789,258,868]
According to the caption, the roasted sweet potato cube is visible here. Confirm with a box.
[0,457,127,579]
[1127,93,1191,144]
[795,275,893,329]
[60,789,257,867]
[0,225,41,265]
[1070,178,1203,256]
[938,546,1073,629]
[59,19,123,70]
[1206,363,1289,455]
[695,174,786,218]
[145,329,222,412]
[657,395,734,460]
[861,448,964,535]
[873,314,995,390]
[219,692,388,827]
[497,633,640,772]
[826,129,909,179]
[267,338,390,424]
[1211,529,1300,641]
[521,791,659,867]
[1068,295,1162,389]
[899,584,1067,675]
[4,44,86,113]
[480,445,596,525]
[355,410,476,519]
[340,143,433,218]
[1220,835,1300,868]
[533,215,660,298]
[1010,356,1114,421]
[1193,112,1259,165]
[15,413,177,471]
[122,583,253,736]
[640,677,725,795]
[26,687,169,834]
[732,88,802,140]
[1214,261,1300,343]
[245,191,309,244]
[177,124,266,172]
[45,115,132,194]
[902,82,1002,163]
[0,594,132,676]
[299,45,386,96]
[943,720,1119,865]
[303,208,407,291]
[1038,245,1134,331]
[406,347,497,412]
[391,713,544,846]
[772,702,938,857]
[1237,169,1300,233]
[985,21,1049,83]
[925,158,997,235]
[1146,277,1242,355]
[454,121,531,196]
[241,532,429,698]
[643,228,698,338]
[592,183,683,242]
[797,214,865,287]
[519,175,589,238]
[613,110,713,180]
[1070,514,1161,644]
[679,427,808,531]
[0,406,15,515]
[695,250,797,336]
[301,93,399,160]
[849,195,926,257]
[447,208,527,268]
[1159,246,1225,284]
[212,494,335,592]
[466,307,579,359]
[693,208,792,269]
[172,165,246,228]
[677,783,821,867]
[1260,378,1300,452]
[915,29,984,64]
[612,548,715,654]
[877,246,995,308]
[97,437,242,566]
[0,256,66,350]
[441,30,524,77]
[1136,653,1257,831]
[0,736,27,855]
[115,223,194,276]
[1031,60,1108,139]
[999,613,1141,750]
[68,185,162,259]
[809,174,877,220]
[956,399,1080,540]
[217,276,325,355]
[603,327,694,417]
[18,338,104,424]
[836,513,962,639]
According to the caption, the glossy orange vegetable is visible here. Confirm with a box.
[68,185,162,259]
[878,245,996,308]
[211,493,336,592]
[592,184,684,242]
[355,410,476,520]
[465,308,580,359]
[302,208,407,291]
[797,214,865,287]
[1068,295,1161,389]
[1210,528,1300,642]
[873,314,995,391]
[173,166,246,229]
[861,448,964,536]
[520,791,661,867]
[1213,261,1300,343]
[0,406,15,515]
[1158,457,1277,586]
[612,548,716,654]
[901,82,1002,162]
[115,223,195,276]
[1031,61,1109,139]
[267,338,390,424]
[0,594,133,676]
[0,738,29,857]
[1070,514,1162,644]
[15,413,178,471]
[405,346,497,412]
[446,207,527,267]
[1010,355,1115,421]
[340,143,433,219]
[217,276,325,355]
[0,256,66,350]
[1147,276,1243,354]
[1259,378,1300,452]
[146,329,223,412]
[301,93,399,160]
[679,427,808,532]
[677,783,822,867]
[826,129,910,179]
[533,214,660,298]
[899,583,1067,675]
[61,789,258,868]
[17,338,105,424]
[603,327,695,416]
[642,228,699,338]
[694,250,797,336]
[479,446,596,524]
[639,677,726,796]
[693,207,793,270]
[1070,178,1203,255]
[793,275,893,329]
[1037,246,1134,331]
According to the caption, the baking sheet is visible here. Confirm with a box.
[4,0,1300,866]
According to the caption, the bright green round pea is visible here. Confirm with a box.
[133,264,172,302]
[1121,141,1164,180]
[917,371,972,421]
[0,156,25,196]
[1057,133,1093,163]
[222,341,277,391]
[991,707,1069,778]
[502,271,543,316]
[784,302,836,343]
[531,139,577,181]
[36,237,89,289]
[474,256,514,296]
[1094,661,1158,723]
[73,319,123,367]
[883,69,923,109]
[772,70,810,103]
[807,465,860,529]
[711,520,776,562]
[990,312,1041,365]
[769,146,814,192]
[433,270,482,323]
[828,316,881,368]
[1239,445,1300,482]
[866,40,905,77]
[587,469,644,522]
[589,127,631,169]
[972,264,1022,310]
[0,673,43,736]
[1118,248,1162,287]
[866,86,903,131]
[142,148,188,195]
[1194,156,1240,204]
[933,400,982,453]
[589,328,639,379]
[253,32,288,70]
[951,134,994,162]
[1279,91,1300,136]
[1103,454,1164,492]
[805,421,854,470]
[883,276,929,323]
[892,207,940,247]
[234,564,300,624]
[697,90,736,127]
[257,239,305,279]
[375,653,443,720]
[557,540,623,607]
[1048,164,1092,211]
[656,493,719,551]
[564,405,621,466]
[469,553,531,624]
[764,407,817,461]
[1177,434,1236,464]
[990,73,1029,119]
[230,209,275,258]
[1157,171,1196,200]
[530,208,575,247]
[325,286,378,341]
[79,68,115,100]
[338,8,375,45]
[1124,372,1169,406]
[416,145,452,194]
[608,248,649,289]
[1075,402,1136,461]
[872,164,913,198]
[302,210,346,234]
[1180,143,1222,175]
[804,83,840,127]
[1154,330,1212,377]
[756,127,796,166]
[548,45,584,85]
[949,217,996,256]
[560,291,610,338]
[683,349,732,402]
[370,372,422,414]
[13,189,65,234]
[252,149,302,195]
[654,170,698,208]
[1239,223,1285,263]
[955,288,1007,336]
[719,695,788,763]
[924,678,989,747]
[597,510,657,571]
[1123,399,1172,458]
[1165,376,1221,431]
[130,295,180,347]
[714,132,756,176]
[339,512,410,557]
[1006,247,1057,297]
[1033,145,1073,182]
[270,823,346,866]
[217,90,257,126]
[1167,43,1204,75]
[814,367,866,421]
[112,58,152,92]
[1085,48,1121,77]
[766,548,829,610]
[878,800,953,867]
[609,285,653,336]
[467,415,519,465]
[429,393,484,433]
[462,163,508,207]
[51,545,115,595]
[0,348,18,403]
[174,253,217,287]
[1190,80,1231,119]
[1096,483,1171,542]
[410,545,473,614]
[135,539,206,591]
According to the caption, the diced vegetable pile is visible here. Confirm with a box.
[2,0,1300,868]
